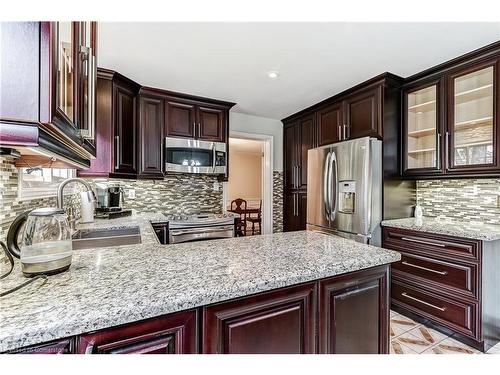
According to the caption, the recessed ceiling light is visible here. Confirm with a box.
[267,71,279,79]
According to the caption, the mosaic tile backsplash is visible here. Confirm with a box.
[417,179,500,225]
[272,171,283,233]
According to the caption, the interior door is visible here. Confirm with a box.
[447,62,498,172]
[165,99,196,139]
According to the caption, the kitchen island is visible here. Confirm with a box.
[0,213,400,354]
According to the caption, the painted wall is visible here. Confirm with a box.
[229,111,283,171]
[227,151,262,203]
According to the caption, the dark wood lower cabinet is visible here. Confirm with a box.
[383,226,500,352]
[8,266,392,354]
[76,310,198,354]
[318,266,389,354]
[202,283,317,354]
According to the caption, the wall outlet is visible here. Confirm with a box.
[127,189,136,199]
[213,182,220,192]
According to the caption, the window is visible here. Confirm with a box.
[18,168,76,199]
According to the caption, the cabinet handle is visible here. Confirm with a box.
[114,136,120,170]
[445,131,449,169]
[401,261,448,275]
[401,292,446,312]
[338,125,342,140]
[84,343,95,354]
[193,122,196,137]
[198,122,201,137]
[401,237,446,247]
[343,124,347,140]
[436,133,441,169]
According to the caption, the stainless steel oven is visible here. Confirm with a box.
[165,137,227,175]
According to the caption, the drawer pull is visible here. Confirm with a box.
[401,292,446,311]
[401,237,446,247]
[401,261,448,275]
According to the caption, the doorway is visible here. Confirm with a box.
[224,132,273,235]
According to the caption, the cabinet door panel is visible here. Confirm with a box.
[198,106,224,142]
[77,310,198,354]
[403,81,443,175]
[344,86,381,139]
[203,283,316,354]
[165,100,196,138]
[319,266,389,354]
[114,84,137,174]
[284,124,297,191]
[447,61,498,172]
[317,102,342,146]
[283,191,299,232]
[138,95,164,177]
[297,114,316,190]
[297,192,307,230]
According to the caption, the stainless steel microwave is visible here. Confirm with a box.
[165,137,227,175]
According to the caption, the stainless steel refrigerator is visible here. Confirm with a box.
[307,136,382,246]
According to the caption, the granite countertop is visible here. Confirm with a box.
[0,213,400,352]
[381,217,500,241]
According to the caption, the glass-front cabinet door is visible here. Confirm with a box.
[56,22,76,124]
[404,82,442,174]
[448,63,497,171]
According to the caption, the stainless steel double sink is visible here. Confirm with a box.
[72,226,141,250]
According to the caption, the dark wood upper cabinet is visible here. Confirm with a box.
[344,85,382,139]
[165,99,228,142]
[113,82,137,175]
[198,106,225,142]
[297,114,316,190]
[283,123,298,191]
[202,283,317,354]
[77,310,198,354]
[318,266,389,354]
[79,72,234,180]
[0,21,98,169]
[446,60,499,174]
[403,80,444,176]
[317,102,342,146]
[165,99,197,139]
[138,95,165,178]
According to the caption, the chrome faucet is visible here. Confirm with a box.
[57,178,96,229]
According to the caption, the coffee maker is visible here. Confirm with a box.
[94,182,131,218]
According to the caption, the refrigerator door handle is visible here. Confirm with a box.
[330,150,338,222]
[323,151,331,221]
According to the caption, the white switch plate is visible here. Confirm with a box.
[127,189,136,199]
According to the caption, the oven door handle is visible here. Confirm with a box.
[170,226,234,236]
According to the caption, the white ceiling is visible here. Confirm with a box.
[99,22,500,120]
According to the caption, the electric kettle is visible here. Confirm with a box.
[6,208,73,277]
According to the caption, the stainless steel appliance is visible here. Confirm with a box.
[160,213,236,244]
[165,137,227,175]
[6,208,73,276]
[94,182,124,212]
[307,137,382,246]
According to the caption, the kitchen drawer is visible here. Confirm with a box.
[392,252,479,299]
[392,278,478,339]
[383,227,480,262]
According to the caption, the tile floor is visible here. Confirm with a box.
[390,310,500,354]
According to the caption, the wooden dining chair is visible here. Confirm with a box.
[231,198,248,237]
[247,200,262,235]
